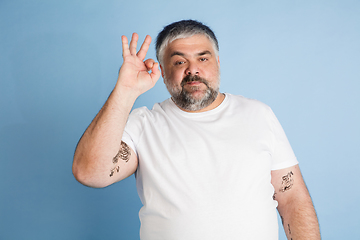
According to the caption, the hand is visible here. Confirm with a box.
[117,33,161,96]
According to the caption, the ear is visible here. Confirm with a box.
[217,56,220,65]
[160,64,165,79]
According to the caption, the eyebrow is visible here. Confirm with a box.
[170,51,185,58]
[198,50,212,56]
[170,50,213,58]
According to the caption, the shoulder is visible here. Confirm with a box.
[130,106,150,116]
[128,98,172,122]
[226,93,272,113]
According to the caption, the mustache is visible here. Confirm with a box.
[180,75,208,87]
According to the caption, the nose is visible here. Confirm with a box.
[186,62,199,75]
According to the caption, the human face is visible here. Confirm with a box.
[161,34,221,112]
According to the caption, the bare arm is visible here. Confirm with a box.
[271,164,321,240]
[72,33,161,188]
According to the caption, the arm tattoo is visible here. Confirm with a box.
[280,216,292,239]
[272,192,277,200]
[279,171,294,192]
[109,141,131,177]
[113,141,131,163]
[109,166,120,177]
[288,224,293,240]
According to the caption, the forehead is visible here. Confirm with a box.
[165,34,216,57]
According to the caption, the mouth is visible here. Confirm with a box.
[181,75,207,88]
[185,81,203,86]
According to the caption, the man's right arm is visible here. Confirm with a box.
[72,33,161,188]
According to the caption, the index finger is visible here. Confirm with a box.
[121,35,130,57]
[137,35,152,61]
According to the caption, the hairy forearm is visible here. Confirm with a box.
[278,195,320,240]
[73,33,160,188]
[72,86,137,187]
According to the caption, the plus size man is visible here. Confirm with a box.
[73,20,320,240]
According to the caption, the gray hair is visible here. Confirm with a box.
[156,20,219,65]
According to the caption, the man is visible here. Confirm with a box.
[73,20,320,239]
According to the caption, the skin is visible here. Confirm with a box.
[161,34,225,112]
[72,33,225,187]
[72,33,159,188]
[272,165,321,239]
[72,32,320,239]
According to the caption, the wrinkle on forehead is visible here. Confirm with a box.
[170,50,213,58]
[159,34,219,64]
[165,35,216,60]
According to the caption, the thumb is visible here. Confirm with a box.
[144,59,155,71]
[149,62,161,82]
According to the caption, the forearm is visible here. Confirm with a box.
[272,165,321,239]
[73,33,160,188]
[278,195,320,240]
[72,86,138,188]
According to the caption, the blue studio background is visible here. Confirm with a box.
[1,0,359,239]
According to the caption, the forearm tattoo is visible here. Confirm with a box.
[288,224,292,235]
[109,141,131,177]
[280,215,293,240]
[280,171,294,192]
[288,224,293,240]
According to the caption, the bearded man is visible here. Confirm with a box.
[73,20,320,240]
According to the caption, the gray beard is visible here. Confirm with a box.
[168,75,219,111]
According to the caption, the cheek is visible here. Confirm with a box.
[166,69,183,85]
[164,73,180,92]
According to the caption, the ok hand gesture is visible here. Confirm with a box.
[117,33,161,97]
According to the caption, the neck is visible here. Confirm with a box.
[177,93,225,113]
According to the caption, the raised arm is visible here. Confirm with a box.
[271,164,321,240]
[72,33,161,188]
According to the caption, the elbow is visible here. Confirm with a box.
[72,163,84,184]
[72,157,109,189]
[72,161,90,187]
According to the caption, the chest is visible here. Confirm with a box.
[137,111,274,186]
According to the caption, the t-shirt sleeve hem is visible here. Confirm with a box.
[121,132,138,157]
[271,158,299,171]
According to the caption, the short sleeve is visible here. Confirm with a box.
[268,108,299,170]
[121,107,148,157]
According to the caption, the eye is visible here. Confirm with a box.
[174,61,185,66]
[199,57,208,62]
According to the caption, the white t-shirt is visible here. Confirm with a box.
[122,93,298,240]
